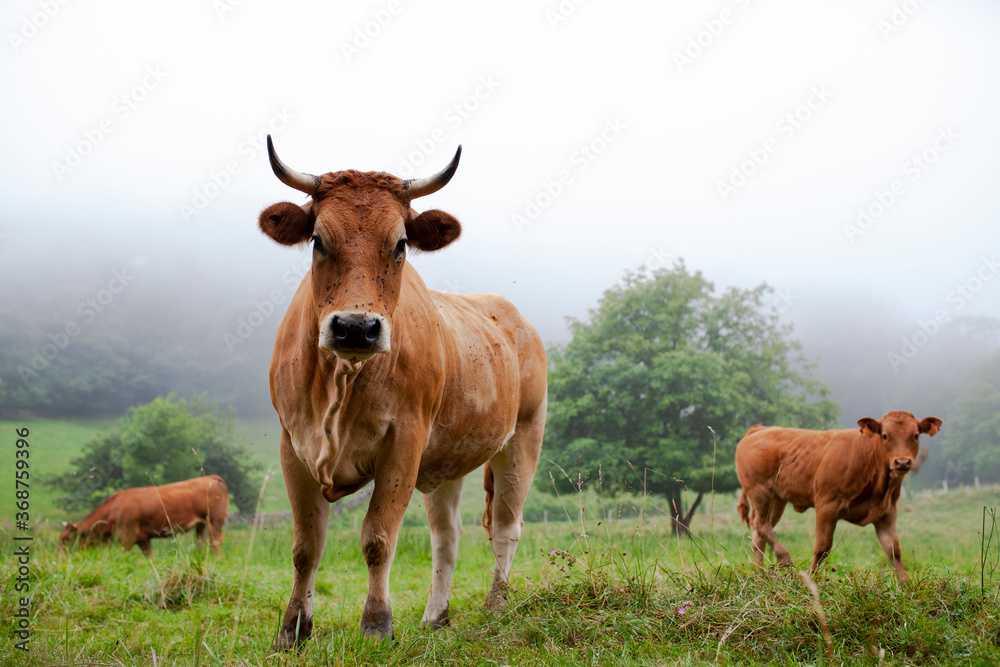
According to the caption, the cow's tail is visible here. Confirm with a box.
[737,487,752,527]
[482,461,495,540]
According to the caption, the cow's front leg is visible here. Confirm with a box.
[873,507,909,585]
[420,478,464,629]
[136,539,152,557]
[809,505,840,572]
[276,430,330,650]
[359,443,421,639]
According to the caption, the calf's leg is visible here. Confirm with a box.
[809,506,839,572]
[873,507,909,585]
[276,430,330,650]
[420,478,464,629]
[747,492,791,566]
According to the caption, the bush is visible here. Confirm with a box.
[51,394,263,514]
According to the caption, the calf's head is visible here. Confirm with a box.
[858,411,942,475]
[259,137,462,361]
[58,521,78,548]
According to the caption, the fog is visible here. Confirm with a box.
[2,1,999,442]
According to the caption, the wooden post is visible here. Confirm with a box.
[608,508,613,523]
[543,510,548,525]
[975,476,981,490]
[353,515,358,531]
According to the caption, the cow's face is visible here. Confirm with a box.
[58,521,78,548]
[859,412,942,476]
[259,140,462,361]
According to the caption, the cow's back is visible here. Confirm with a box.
[735,426,845,507]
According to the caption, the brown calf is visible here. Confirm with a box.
[58,475,229,556]
[735,412,941,583]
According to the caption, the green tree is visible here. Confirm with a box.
[540,262,839,535]
[939,350,1000,484]
[53,394,263,514]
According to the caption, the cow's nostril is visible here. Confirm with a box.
[331,317,348,341]
[363,318,381,343]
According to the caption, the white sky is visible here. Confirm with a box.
[2,0,999,343]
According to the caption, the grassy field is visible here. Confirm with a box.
[2,420,999,665]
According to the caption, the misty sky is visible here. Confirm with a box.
[2,0,999,347]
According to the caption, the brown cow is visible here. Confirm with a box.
[58,475,229,556]
[258,138,547,647]
[735,411,941,584]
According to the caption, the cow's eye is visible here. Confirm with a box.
[312,235,327,256]
[394,238,407,257]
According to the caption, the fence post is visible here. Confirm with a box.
[353,516,358,531]
[543,510,548,525]
[975,476,981,490]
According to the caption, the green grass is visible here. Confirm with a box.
[2,418,998,664]
[1,417,112,520]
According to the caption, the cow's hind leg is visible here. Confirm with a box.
[748,493,790,566]
[420,477,464,629]
[484,404,544,613]
[765,499,793,566]
[276,430,330,650]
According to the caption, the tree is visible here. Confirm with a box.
[52,394,263,514]
[539,262,839,535]
[938,350,1000,484]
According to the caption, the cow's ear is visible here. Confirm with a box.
[406,209,461,251]
[259,201,314,246]
[858,418,881,436]
[918,416,942,437]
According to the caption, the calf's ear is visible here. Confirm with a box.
[857,417,881,436]
[259,201,315,245]
[918,416,942,437]
[406,209,462,251]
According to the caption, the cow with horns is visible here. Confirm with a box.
[258,138,547,647]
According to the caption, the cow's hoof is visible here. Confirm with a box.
[360,605,394,640]
[274,612,313,651]
[274,625,311,651]
[484,581,509,614]
[420,606,450,630]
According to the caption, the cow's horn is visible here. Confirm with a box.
[267,135,320,196]
[402,145,462,199]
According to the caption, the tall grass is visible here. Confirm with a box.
[3,480,999,665]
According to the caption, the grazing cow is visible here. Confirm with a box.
[735,412,941,584]
[258,138,547,647]
[58,475,229,556]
